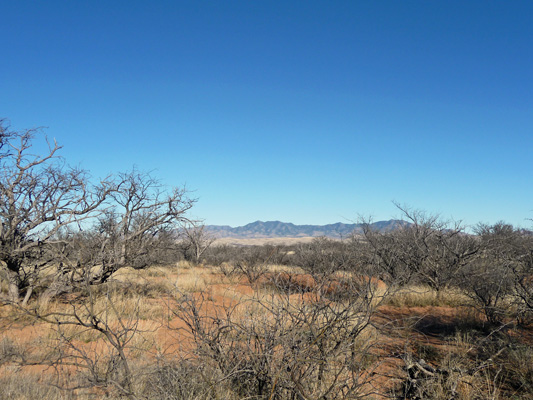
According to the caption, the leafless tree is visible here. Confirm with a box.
[0,121,113,303]
[97,169,194,274]
[171,275,385,399]
[42,168,196,300]
[180,222,215,265]
[233,245,288,286]
[293,237,354,285]
[460,222,532,325]
[0,118,15,152]
[0,121,196,303]
[6,279,150,399]
[362,204,479,293]
[361,219,416,286]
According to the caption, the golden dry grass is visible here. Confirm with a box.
[111,263,222,294]
[265,263,306,274]
[384,285,470,308]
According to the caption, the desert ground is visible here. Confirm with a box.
[2,256,532,400]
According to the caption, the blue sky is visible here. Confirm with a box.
[1,1,532,228]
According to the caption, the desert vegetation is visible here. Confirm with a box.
[2,120,533,399]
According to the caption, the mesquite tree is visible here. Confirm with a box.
[362,204,479,293]
[0,120,195,303]
[0,121,112,303]
[180,222,215,265]
[94,169,195,278]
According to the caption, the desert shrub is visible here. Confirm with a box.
[206,243,318,277]
[266,271,317,294]
[502,344,533,395]
[202,244,242,266]
[292,237,352,279]
[0,336,24,365]
[515,275,533,325]
[0,373,83,400]
[234,246,279,285]
[394,329,533,400]
[511,237,533,325]
[460,258,514,326]
[171,283,381,400]
[216,261,239,278]
[362,208,481,294]
[458,223,532,326]
[2,279,151,399]
[140,359,231,400]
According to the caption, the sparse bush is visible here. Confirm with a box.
[362,205,480,293]
[459,223,530,326]
[460,258,514,326]
[179,223,216,265]
[202,244,242,266]
[234,245,274,285]
[515,275,533,325]
[141,359,228,400]
[293,237,351,280]
[0,336,23,365]
[171,272,384,400]
[395,330,525,400]
[503,344,533,395]
[5,281,149,399]
[216,261,239,278]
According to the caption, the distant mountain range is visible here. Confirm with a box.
[206,220,408,239]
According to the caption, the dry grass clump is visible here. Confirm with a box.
[174,259,194,269]
[142,264,178,277]
[174,265,223,291]
[112,266,174,288]
[384,285,469,308]
[0,373,86,400]
[503,344,533,395]
[175,273,207,293]
[136,358,240,400]
[0,336,26,365]
[29,281,167,323]
[110,264,219,294]
[265,263,306,274]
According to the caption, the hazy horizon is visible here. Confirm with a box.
[206,220,362,229]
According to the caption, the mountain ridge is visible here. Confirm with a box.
[206,219,407,239]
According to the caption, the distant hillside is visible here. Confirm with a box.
[207,220,407,239]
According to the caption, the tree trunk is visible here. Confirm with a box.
[40,278,73,303]
[120,241,127,266]
[195,242,201,264]
[21,286,33,307]
[5,263,21,304]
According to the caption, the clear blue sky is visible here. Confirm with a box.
[1,1,532,228]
